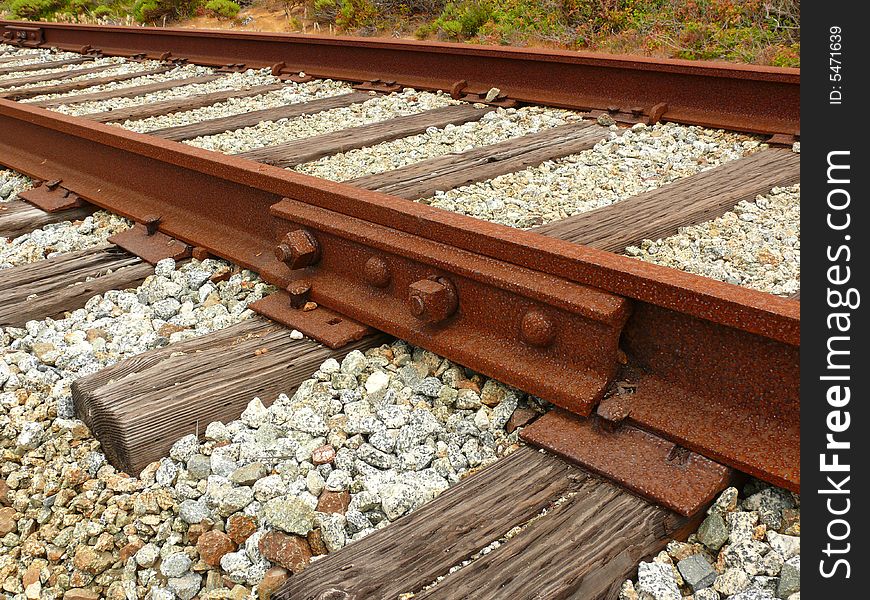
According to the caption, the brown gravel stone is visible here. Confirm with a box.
[311,445,336,465]
[197,530,236,567]
[157,323,188,337]
[22,563,41,587]
[226,514,257,545]
[0,479,11,506]
[229,585,251,599]
[257,566,290,600]
[22,536,46,558]
[457,379,481,393]
[316,490,350,515]
[505,408,539,433]
[63,590,101,600]
[187,523,207,544]
[106,581,127,600]
[258,531,312,573]
[0,506,17,535]
[306,529,328,556]
[72,546,114,575]
[119,539,143,562]
[46,545,65,562]
[480,380,510,407]
[69,569,95,587]
[782,508,800,535]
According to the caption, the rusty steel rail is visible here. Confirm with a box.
[1,20,799,136]
[0,98,799,495]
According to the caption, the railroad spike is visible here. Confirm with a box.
[143,215,161,236]
[287,279,313,309]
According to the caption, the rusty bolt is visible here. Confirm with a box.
[287,279,312,309]
[408,277,458,324]
[363,256,391,288]
[520,309,556,347]
[274,229,320,269]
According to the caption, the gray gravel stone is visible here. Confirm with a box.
[695,589,721,600]
[239,397,269,429]
[637,561,680,600]
[179,499,210,524]
[744,487,795,530]
[166,570,201,600]
[677,553,716,591]
[767,530,800,560]
[379,483,415,521]
[263,496,315,535]
[427,123,763,230]
[170,434,199,462]
[230,462,268,486]
[216,486,255,517]
[725,539,770,577]
[777,556,800,598]
[631,185,799,296]
[317,512,347,552]
[325,469,351,491]
[160,551,192,577]
[731,589,776,600]
[186,454,212,480]
[135,543,161,568]
[358,443,395,469]
[728,511,759,544]
[714,568,751,596]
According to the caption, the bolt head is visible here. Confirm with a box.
[408,278,457,324]
[364,256,391,288]
[521,309,556,347]
[276,229,320,269]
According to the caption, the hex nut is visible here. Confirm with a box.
[408,277,458,324]
[275,229,320,269]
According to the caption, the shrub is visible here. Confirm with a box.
[132,0,196,23]
[419,0,493,40]
[335,0,377,30]
[8,0,63,19]
[204,0,239,18]
[92,4,113,17]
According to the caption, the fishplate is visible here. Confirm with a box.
[257,197,632,415]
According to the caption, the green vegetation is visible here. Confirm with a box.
[0,0,212,23]
[0,0,799,66]
[422,0,798,66]
[321,0,800,66]
[204,0,239,18]
[132,0,198,23]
